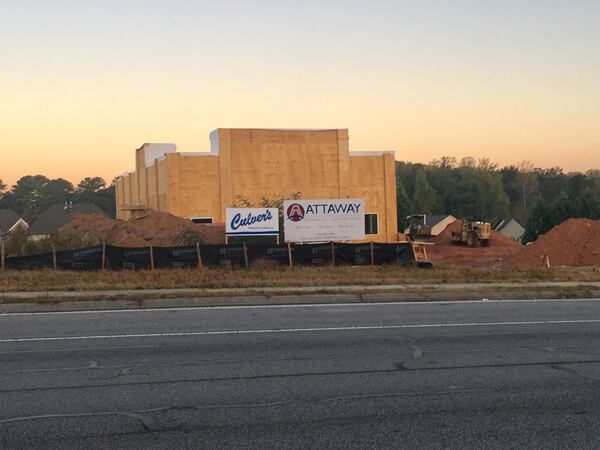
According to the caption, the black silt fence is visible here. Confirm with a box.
[246,245,290,267]
[333,243,370,266]
[5,252,54,270]
[105,245,152,270]
[2,242,420,271]
[200,245,246,268]
[373,243,414,265]
[153,245,199,269]
[293,244,334,266]
[55,245,104,271]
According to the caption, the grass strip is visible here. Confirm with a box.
[1,266,599,294]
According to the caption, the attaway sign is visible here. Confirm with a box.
[226,208,279,235]
[283,199,365,242]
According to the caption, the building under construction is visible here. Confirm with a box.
[115,128,398,243]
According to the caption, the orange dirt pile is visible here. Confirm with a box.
[58,210,225,247]
[58,213,120,243]
[426,220,522,268]
[504,218,600,268]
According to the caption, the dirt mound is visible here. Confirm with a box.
[59,213,118,242]
[58,210,225,247]
[504,218,600,268]
[426,220,522,268]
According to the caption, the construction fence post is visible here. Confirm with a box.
[149,246,155,270]
[1,240,5,271]
[196,242,203,268]
[52,245,57,271]
[370,241,375,266]
[331,241,335,266]
[243,241,249,268]
[101,242,106,271]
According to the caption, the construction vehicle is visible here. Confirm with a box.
[451,218,491,247]
[405,214,432,241]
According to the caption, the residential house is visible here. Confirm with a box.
[426,215,458,236]
[405,214,457,237]
[28,203,106,241]
[0,209,29,238]
[495,218,526,242]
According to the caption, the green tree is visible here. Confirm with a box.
[41,178,74,207]
[500,165,521,218]
[77,177,106,193]
[567,174,587,198]
[233,192,301,243]
[430,156,457,169]
[477,158,498,172]
[0,179,6,203]
[516,160,538,219]
[427,157,455,214]
[459,157,476,168]
[535,167,568,203]
[524,192,569,242]
[499,162,538,223]
[9,175,50,218]
[3,228,38,257]
[575,188,600,219]
[396,180,413,232]
[395,161,425,198]
[95,183,116,218]
[397,158,599,238]
[523,182,600,243]
[72,177,116,218]
[412,169,438,214]
[2,175,74,219]
[470,169,509,221]
[428,161,508,222]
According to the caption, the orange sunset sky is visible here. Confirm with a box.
[2,1,599,187]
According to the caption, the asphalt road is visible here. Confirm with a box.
[2,299,600,449]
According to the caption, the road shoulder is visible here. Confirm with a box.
[1,282,599,313]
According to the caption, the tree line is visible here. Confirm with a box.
[396,158,600,242]
[0,175,115,222]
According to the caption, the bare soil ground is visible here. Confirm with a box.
[503,218,600,268]
[426,220,522,268]
[58,210,225,247]
[425,218,600,269]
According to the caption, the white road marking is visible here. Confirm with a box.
[1,319,600,343]
[1,298,599,317]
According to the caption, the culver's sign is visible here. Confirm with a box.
[283,199,365,243]
[226,208,279,236]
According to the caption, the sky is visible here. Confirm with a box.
[1,0,599,187]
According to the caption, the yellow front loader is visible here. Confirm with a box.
[451,219,491,247]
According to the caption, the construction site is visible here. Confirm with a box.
[2,128,598,273]
[4,210,594,270]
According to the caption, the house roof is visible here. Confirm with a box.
[0,209,21,233]
[28,203,106,235]
[495,218,525,233]
[424,215,454,227]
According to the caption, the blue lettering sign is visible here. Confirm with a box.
[230,210,273,231]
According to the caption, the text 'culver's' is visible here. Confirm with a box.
[230,210,273,230]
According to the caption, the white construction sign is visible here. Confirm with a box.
[283,199,365,242]
[226,208,279,236]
